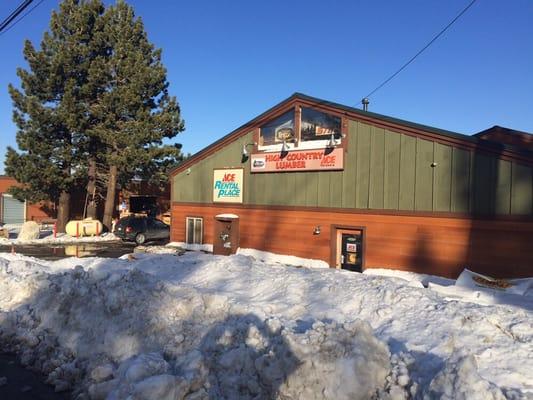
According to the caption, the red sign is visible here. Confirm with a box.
[250,148,344,173]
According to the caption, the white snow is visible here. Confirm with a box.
[0,251,531,399]
[214,213,239,219]
[168,241,213,252]
[237,247,330,269]
[0,231,120,245]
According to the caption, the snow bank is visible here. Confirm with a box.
[237,247,330,269]
[0,232,120,245]
[364,268,455,287]
[167,241,213,252]
[0,252,532,398]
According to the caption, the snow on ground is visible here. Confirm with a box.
[0,232,119,246]
[0,250,532,399]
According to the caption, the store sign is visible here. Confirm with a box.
[346,243,357,252]
[213,169,243,203]
[250,148,344,173]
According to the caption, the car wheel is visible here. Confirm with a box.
[135,233,146,245]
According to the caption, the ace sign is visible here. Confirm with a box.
[213,169,244,203]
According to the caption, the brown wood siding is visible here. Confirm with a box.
[172,202,533,279]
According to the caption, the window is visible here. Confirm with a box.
[300,107,341,142]
[186,217,203,244]
[259,110,295,147]
[258,106,342,150]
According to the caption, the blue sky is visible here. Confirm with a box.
[1,0,532,173]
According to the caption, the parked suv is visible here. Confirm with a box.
[115,215,170,245]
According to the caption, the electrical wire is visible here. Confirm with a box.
[0,0,33,32]
[361,0,478,103]
[0,0,46,37]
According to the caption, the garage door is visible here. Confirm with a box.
[2,194,25,224]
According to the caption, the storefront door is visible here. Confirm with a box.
[334,227,364,272]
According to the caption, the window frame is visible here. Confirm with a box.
[185,216,203,245]
[256,104,346,153]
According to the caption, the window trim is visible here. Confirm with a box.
[185,216,203,244]
[256,104,347,153]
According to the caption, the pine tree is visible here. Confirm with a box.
[89,1,184,229]
[6,0,106,232]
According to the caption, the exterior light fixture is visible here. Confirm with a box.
[430,162,438,168]
[327,133,337,148]
[242,142,256,157]
[313,225,321,235]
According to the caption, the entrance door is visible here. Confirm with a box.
[335,228,364,272]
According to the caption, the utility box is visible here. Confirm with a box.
[213,214,239,256]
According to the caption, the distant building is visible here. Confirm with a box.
[0,176,54,224]
[169,93,533,278]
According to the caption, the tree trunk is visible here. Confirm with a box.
[56,191,70,233]
[103,164,118,231]
[86,157,97,219]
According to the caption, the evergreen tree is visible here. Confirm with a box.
[6,0,106,232]
[6,0,183,231]
[89,1,184,229]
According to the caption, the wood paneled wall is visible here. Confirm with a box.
[172,203,533,279]
[172,120,533,216]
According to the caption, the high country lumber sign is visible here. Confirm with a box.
[213,169,243,203]
[250,148,344,173]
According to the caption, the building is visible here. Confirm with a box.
[169,94,533,278]
[0,176,54,224]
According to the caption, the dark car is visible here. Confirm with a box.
[115,216,170,245]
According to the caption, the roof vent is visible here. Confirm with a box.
[361,98,369,111]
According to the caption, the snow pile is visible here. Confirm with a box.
[0,231,120,245]
[237,247,330,269]
[426,352,506,400]
[168,241,213,252]
[17,221,41,241]
[0,259,392,399]
[0,252,532,398]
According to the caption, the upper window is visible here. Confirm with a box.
[259,110,295,146]
[300,107,342,142]
[258,106,342,150]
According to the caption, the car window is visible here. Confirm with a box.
[154,220,168,228]
[131,218,145,229]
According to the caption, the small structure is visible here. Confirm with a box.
[0,176,55,224]
[169,93,533,278]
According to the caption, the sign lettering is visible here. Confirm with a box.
[213,169,243,203]
[250,148,344,173]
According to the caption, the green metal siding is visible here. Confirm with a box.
[172,121,533,216]
[384,132,401,210]
[399,134,416,210]
[433,143,452,212]
[450,148,471,213]
[369,127,385,209]
[355,122,371,209]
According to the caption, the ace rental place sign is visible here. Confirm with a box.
[250,148,344,173]
[213,169,243,203]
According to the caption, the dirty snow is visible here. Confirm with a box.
[0,251,531,399]
[0,231,119,245]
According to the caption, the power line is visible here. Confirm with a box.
[0,0,46,37]
[361,0,478,104]
[0,0,34,33]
